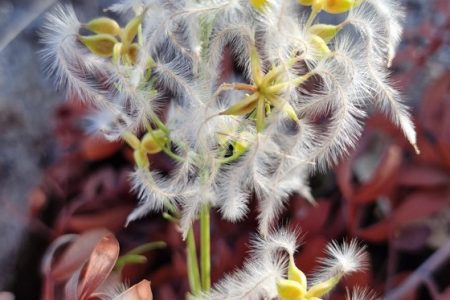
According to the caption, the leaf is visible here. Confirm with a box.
[397,166,450,188]
[393,191,450,228]
[219,93,259,116]
[81,135,122,161]
[356,220,390,242]
[76,232,120,300]
[66,205,134,232]
[113,280,153,300]
[85,17,121,36]
[122,13,144,47]
[353,145,402,204]
[50,229,109,282]
[79,34,118,57]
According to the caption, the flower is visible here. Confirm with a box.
[298,0,363,14]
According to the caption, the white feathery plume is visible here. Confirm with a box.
[310,239,368,286]
[347,3,418,154]
[40,5,113,107]
[196,228,300,300]
[126,169,182,224]
[346,287,379,300]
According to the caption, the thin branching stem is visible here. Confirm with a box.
[187,226,202,296]
[200,203,211,291]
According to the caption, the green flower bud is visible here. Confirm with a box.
[277,279,307,300]
[79,34,118,57]
[141,129,167,154]
[309,23,341,42]
[85,17,121,36]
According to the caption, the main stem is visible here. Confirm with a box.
[200,203,211,291]
[186,227,201,295]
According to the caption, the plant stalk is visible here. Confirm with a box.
[186,227,201,295]
[200,204,211,291]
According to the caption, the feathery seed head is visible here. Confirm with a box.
[41,3,415,288]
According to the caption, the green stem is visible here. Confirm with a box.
[200,204,211,291]
[306,8,319,27]
[187,227,201,296]
[148,111,170,134]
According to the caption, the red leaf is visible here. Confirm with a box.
[76,233,120,300]
[65,205,134,233]
[356,220,390,243]
[50,229,110,282]
[397,166,450,188]
[353,145,402,204]
[393,191,450,228]
[113,280,153,300]
[81,135,122,161]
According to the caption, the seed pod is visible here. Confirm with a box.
[306,275,340,298]
[122,14,144,47]
[141,129,167,154]
[220,93,259,116]
[309,23,341,42]
[277,279,307,300]
[85,17,121,36]
[79,34,118,57]
[308,34,331,58]
[250,0,269,11]
[288,257,307,290]
[298,0,314,4]
[323,0,355,13]
[127,43,140,65]
[312,0,325,11]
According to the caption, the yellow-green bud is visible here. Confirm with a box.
[85,17,121,36]
[323,0,355,14]
[250,0,269,11]
[126,43,140,65]
[133,149,149,169]
[277,279,306,300]
[309,24,341,42]
[79,34,118,57]
[122,13,144,48]
[308,34,331,58]
[288,257,307,290]
[220,93,259,116]
[306,275,341,298]
[298,0,360,14]
[141,129,167,154]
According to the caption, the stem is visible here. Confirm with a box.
[306,8,319,27]
[148,111,170,134]
[186,227,201,296]
[200,204,211,291]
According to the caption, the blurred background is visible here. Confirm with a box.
[0,0,448,299]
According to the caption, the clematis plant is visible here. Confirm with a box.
[41,0,416,299]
